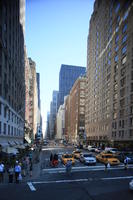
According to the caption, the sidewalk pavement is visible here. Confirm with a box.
[1,148,42,184]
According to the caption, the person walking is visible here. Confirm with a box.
[124,157,128,170]
[0,161,4,183]
[29,160,33,177]
[50,153,53,166]
[14,161,21,183]
[8,164,14,183]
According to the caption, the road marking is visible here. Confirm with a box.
[30,175,133,187]
[27,182,36,191]
[32,178,88,185]
[101,176,133,181]
[42,164,133,174]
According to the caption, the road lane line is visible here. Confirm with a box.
[32,178,88,184]
[27,182,36,191]
[101,176,133,181]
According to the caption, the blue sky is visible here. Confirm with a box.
[25,0,94,133]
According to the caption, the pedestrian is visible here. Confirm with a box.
[21,158,27,177]
[107,162,110,169]
[50,153,53,166]
[8,164,14,183]
[124,157,128,170]
[0,161,4,183]
[14,161,21,183]
[104,162,107,171]
[29,160,33,177]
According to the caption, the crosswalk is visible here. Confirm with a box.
[42,164,133,174]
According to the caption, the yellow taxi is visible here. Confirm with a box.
[72,149,82,159]
[61,154,75,165]
[96,152,120,166]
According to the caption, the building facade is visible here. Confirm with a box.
[0,0,25,146]
[49,90,58,139]
[56,104,65,140]
[28,58,38,141]
[65,76,86,144]
[58,64,86,110]
[85,0,133,149]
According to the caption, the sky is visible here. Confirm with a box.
[25,0,94,134]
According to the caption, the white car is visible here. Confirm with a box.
[88,145,96,152]
[129,179,133,190]
[80,153,96,165]
[104,147,118,154]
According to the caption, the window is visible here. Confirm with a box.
[115,35,119,44]
[4,107,6,118]
[115,3,120,13]
[122,34,127,43]
[122,56,127,64]
[122,45,127,55]
[4,123,6,135]
[115,45,119,52]
[0,122,1,134]
[115,55,118,62]
[8,125,10,135]
[122,24,127,33]
[121,67,126,76]
[123,10,128,21]
[120,77,126,87]
[0,103,1,115]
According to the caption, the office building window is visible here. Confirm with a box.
[4,107,6,118]
[122,34,127,43]
[4,123,6,135]
[122,45,127,55]
[0,103,1,115]
[115,45,119,52]
[115,35,119,44]
[122,24,127,33]
[122,56,127,65]
[8,125,10,135]
[0,122,1,134]
[115,55,118,62]
[123,10,128,21]
[115,2,120,13]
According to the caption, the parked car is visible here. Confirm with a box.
[72,149,82,159]
[96,152,120,166]
[80,153,96,165]
[88,145,96,152]
[95,147,102,153]
[129,179,133,190]
[83,144,88,150]
[104,147,118,154]
[61,154,75,165]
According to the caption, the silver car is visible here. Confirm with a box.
[80,153,96,165]
[129,179,133,190]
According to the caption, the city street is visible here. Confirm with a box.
[0,145,133,200]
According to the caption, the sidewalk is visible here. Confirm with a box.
[1,148,42,184]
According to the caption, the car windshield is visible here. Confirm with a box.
[64,155,72,158]
[84,154,93,157]
[103,155,114,158]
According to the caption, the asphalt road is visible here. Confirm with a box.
[0,145,133,200]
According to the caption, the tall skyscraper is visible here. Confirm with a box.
[85,0,133,149]
[0,0,25,145]
[58,64,86,109]
[49,90,58,139]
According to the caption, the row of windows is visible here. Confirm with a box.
[0,103,22,124]
[0,121,23,136]
[112,130,133,138]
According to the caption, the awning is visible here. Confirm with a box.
[8,141,16,146]
[14,141,20,145]
[0,141,9,147]
[15,144,25,149]
[2,147,19,154]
